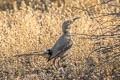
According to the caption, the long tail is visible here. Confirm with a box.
[14,52,46,57]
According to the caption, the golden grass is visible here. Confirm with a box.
[0,0,120,79]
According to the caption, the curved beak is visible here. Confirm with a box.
[71,17,80,22]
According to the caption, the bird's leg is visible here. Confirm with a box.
[57,57,61,68]
[60,54,68,61]
[63,54,68,58]
[52,58,58,70]
[59,54,68,67]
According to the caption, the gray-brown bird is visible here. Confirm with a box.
[43,17,80,62]
[14,17,80,64]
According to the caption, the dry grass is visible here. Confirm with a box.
[0,0,120,80]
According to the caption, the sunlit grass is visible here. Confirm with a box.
[0,0,120,79]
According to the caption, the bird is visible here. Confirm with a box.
[14,17,80,66]
[43,17,80,63]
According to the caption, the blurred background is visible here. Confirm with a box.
[0,0,120,80]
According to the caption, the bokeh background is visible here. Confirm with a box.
[0,0,120,80]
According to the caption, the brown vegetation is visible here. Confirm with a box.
[0,0,120,80]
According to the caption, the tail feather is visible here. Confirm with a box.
[14,52,48,57]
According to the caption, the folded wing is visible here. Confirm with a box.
[48,34,72,60]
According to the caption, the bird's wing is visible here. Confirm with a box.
[49,35,72,60]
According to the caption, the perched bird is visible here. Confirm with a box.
[43,17,80,62]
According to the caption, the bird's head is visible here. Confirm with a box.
[62,17,80,33]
